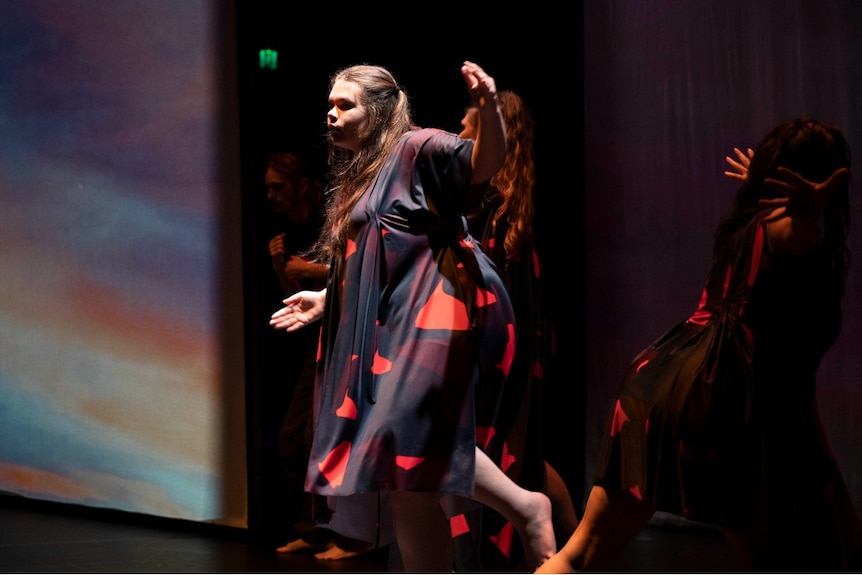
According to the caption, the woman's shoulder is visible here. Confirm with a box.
[404,127,451,144]
[403,127,471,156]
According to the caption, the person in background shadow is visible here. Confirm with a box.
[263,152,373,560]
[537,117,862,572]
[270,61,556,572]
[453,90,579,572]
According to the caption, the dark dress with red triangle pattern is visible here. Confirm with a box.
[450,185,552,572]
[303,128,516,547]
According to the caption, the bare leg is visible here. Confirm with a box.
[472,447,557,570]
[544,461,580,546]
[535,484,654,573]
[390,491,453,572]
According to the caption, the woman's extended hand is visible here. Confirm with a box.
[461,60,497,108]
[270,289,326,332]
[724,147,754,182]
[759,166,850,221]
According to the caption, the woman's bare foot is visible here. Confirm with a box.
[276,537,333,554]
[515,491,556,570]
[314,540,374,560]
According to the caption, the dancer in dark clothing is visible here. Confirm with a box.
[455,90,578,572]
[539,117,862,572]
[270,62,554,572]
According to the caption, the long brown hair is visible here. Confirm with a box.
[493,91,536,260]
[308,65,414,265]
[715,117,852,293]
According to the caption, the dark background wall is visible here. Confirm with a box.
[234,6,585,536]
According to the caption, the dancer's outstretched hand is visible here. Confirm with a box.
[270,289,326,332]
[759,166,850,221]
[724,147,754,182]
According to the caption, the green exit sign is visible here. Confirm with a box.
[259,49,278,70]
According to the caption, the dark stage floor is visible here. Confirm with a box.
[0,494,743,573]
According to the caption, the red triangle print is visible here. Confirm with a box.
[475,286,498,307]
[395,455,424,470]
[345,238,356,259]
[496,323,515,376]
[610,399,629,437]
[318,441,350,488]
[415,280,469,330]
[476,426,495,450]
[500,441,516,473]
[371,350,392,374]
[335,389,357,419]
[489,521,515,559]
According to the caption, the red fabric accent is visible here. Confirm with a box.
[476,426,495,450]
[489,521,515,559]
[688,285,712,326]
[450,513,471,538]
[532,248,541,278]
[395,455,424,470]
[370,350,392,374]
[500,441,516,473]
[475,286,498,307]
[748,222,764,286]
[495,323,516,376]
[318,441,351,488]
[610,399,629,437]
[335,389,357,419]
[415,280,470,330]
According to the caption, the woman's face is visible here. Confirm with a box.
[327,79,367,152]
[458,106,479,140]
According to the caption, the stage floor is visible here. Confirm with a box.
[0,494,742,573]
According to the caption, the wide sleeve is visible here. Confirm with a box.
[414,129,479,216]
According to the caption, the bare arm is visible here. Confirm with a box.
[460,61,506,185]
[284,256,329,290]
